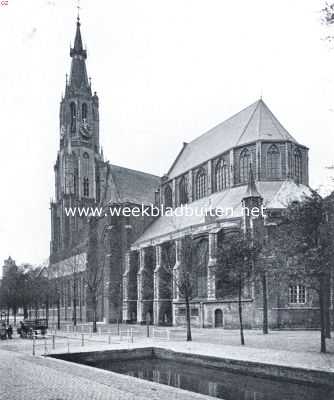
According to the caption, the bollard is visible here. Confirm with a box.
[81,334,84,347]
[131,328,133,343]
[108,334,111,345]
[32,335,36,356]
[44,338,48,355]
[52,335,55,350]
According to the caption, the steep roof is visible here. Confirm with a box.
[107,164,160,205]
[168,99,299,179]
[133,180,311,248]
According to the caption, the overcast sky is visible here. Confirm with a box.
[0,0,333,271]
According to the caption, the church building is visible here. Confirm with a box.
[48,16,324,329]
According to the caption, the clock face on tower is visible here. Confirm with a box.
[79,119,92,139]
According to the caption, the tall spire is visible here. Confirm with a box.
[244,164,262,199]
[68,15,89,91]
[71,16,86,58]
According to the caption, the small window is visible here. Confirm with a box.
[288,285,306,304]
[239,149,251,183]
[82,103,88,121]
[195,169,207,200]
[267,145,280,179]
[164,185,173,208]
[83,177,89,197]
[70,102,76,133]
[294,149,302,183]
[179,176,188,205]
[215,159,229,191]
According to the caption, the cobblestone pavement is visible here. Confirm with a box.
[0,346,214,400]
[49,323,334,354]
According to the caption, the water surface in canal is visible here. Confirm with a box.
[84,356,333,400]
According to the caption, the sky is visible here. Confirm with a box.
[0,0,333,271]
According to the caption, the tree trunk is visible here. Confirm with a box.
[57,298,60,330]
[46,299,49,322]
[319,277,327,353]
[35,303,38,319]
[92,298,97,333]
[7,307,10,325]
[23,306,28,319]
[73,281,77,327]
[185,294,192,342]
[324,278,331,338]
[13,308,17,325]
[262,272,269,334]
[238,277,245,345]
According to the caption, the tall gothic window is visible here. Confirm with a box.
[239,148,251,183]
[70,102,76,134]
[179,176,188,205]
[164,185,173,208]
[215,159,229,191]
[73,167,78,196]
[267,145,280,179]
[83,177,89,197]
[193,239,208,298]
[195,169,207,200]
[82,153,90,197]
[82,103,88,121]
[294,148,302,183]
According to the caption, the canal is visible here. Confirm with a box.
[71,355,333,400]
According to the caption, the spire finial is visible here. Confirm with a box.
[77,0,81,23]
[243,163,262,199]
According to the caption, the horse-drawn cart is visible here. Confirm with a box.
[18,319,48,338]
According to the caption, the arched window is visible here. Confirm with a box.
[294,148,302,183]
[193,239,208,298]
[179,176,188,205]
[195,169,207,200]
[215,159,229,191]
[239,149,251,183]
[82,153,90,197]
[83,177,89,197]
[73,167,78,196]
[82,103,88,121]
[267,145,280,179]
[164,185,173,208]
[70,102,76,134]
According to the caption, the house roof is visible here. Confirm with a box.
[132,180,311,248]
[167,99,299,179]
[107,164,160,205]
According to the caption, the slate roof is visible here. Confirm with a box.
[133,180,311,247]
[168,99,299,179]
[107,164,160,205]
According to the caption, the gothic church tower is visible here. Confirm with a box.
[51,17,103,258]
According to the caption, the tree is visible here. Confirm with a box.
[63,252,86,326]
[85,164,112,332]
[162,236,207,342]
[217,231,261,345]
[255,224,288,334]
[0,264,22,324]
[278,193,333,353]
